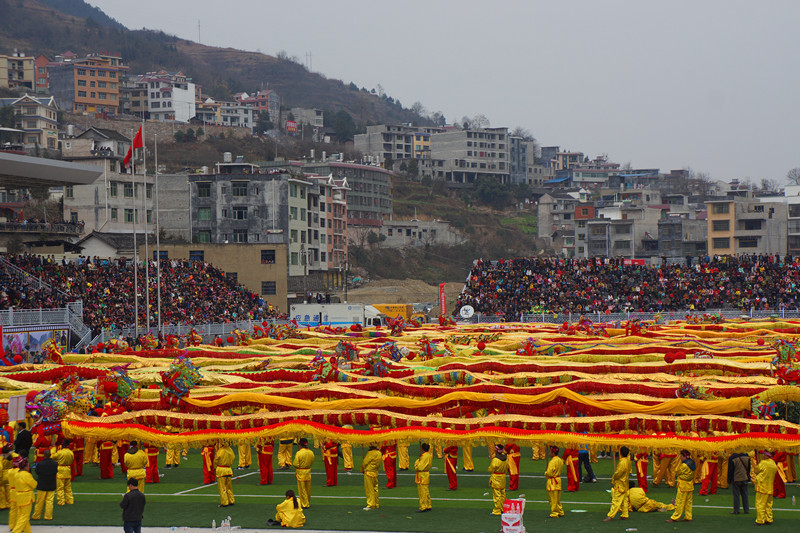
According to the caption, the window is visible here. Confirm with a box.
[581,208,589,216]
[233,229,247,243]
[290,184,297,197]
[712,220,730,232]
[146,210,152,224]
[300,208,306,221]
[146,184,152,199]
[290,230,298,243]
[712,204,730,214]
[197,231,211,243]
[98,81,107,88]
[124,183,133,198]
[712,237,730,249]
[615,226,630,235]
[189,250,205,261]
[153,250,168,261]
[320,252,326,262]
[290,207,298,220]
[110,208,118,221]
[77,91,87,98]
[78,80,86,87]
[739,237,758,248]
[261,281,277,295]
[65,186,74,199]
[753,205,765,213]
[125,208,134,223]
[197,183,211,197]
[291,252,299,265]
[232,181,248,196]
[110,182,118,197]
[197,207,211,221]
[261,250,276,264]
[233,207,247,220]
[743,220,762,231]
[70,212,78,223]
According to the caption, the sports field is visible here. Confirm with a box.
[11,445,799,533]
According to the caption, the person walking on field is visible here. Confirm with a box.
[12,458,36,533]
[31,449,57,521]
[322,440,338,487]
[545,446,565,518]
[728,451,750,515]
[293,438,315,509]
[604,447,632,521]
[120,478,146,533]
[505,443,521,491]
[256,441,274,485]
[361,445,382,511]
[414,443,432,513]
[666,450,696,523]
[201,445,215,484]
[488,444,508,516]
[754,450,778,526]
[123,442,147,493]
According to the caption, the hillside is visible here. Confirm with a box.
[0,0,427,126]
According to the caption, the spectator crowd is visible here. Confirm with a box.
[1,254,283,332]
[455,254,800,317]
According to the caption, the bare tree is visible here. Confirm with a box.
[472,114,490,129]
[787,168,800,185]
[410,101,427,118]
[429,111,446,126]
[760,178,780,192]
[511,127,535,142]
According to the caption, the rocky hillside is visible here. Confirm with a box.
[0,0,428,126]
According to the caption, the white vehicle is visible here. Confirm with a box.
[290,303,366,327]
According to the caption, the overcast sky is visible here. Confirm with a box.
[86,0,800,183]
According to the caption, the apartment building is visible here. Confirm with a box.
[706,196,787,256]
[61,128,155,234]
[582,205,662,259]
[34,54,50,93]
[537,189,585,255]
[354,124,445,167]
[290,107,324,128]
[0,95,58,149]
[48,53,127,115]
[135,71,196,122]
[658,214,708,259]
[429,127,511,186]
[234,90,280,125]
[0,50,34,90]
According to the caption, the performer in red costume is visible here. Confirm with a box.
[698,452,718,496]
[505,443,521,491]
[564,448,580,492]
[635,451,649,493]
[772,450,788,499]
[145,443,160,484]
[201,445,216,484]
[443,445,458,490]
[323,440,338,487]
[117,440,129,474]
[381,443,397,489]
[99,441,114,479]
[70,438,84,477]
[256,441,274,485]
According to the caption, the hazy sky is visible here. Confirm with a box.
[86,0,800,183]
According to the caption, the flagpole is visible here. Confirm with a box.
[155,133,162,338]
[143,121,150,332]
[131,128,139,340]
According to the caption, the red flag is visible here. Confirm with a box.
[123,125,143,166]
[439,283,447,315]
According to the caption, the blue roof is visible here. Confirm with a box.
[545,177,571,184]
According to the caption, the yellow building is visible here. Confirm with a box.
[0,51,35,90]
[413,132,431,159]
[706,200,735,255]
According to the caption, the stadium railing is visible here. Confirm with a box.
[458,308,800,324]
[93,319,289,346]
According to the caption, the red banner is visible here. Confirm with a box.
[286,120,297,133]
[439,283,447,315]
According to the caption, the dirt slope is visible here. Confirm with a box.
[345,279,463,313]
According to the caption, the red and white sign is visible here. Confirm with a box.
[501,499,526,533]
[622,258,646,266]
[286,120,298,132]
[439,283,447,315]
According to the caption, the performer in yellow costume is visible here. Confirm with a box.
[629,483,675,512]
[278,438,294,469]
[666,450,696,523]
[268,490,305,528]
[604,446,631,521]
[361,445,382,510]
[754,450,777,526]
[488,444,508,516]
[414,443,432,513]
[123,441,148,493]
[292,438,315,509]
[214,443,235,507]
[11,458,36,533]
[397,442,409,471]
[545,446,565,518]
[341,426,354,471]
[51,440,74,506]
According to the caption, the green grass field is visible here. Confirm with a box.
[9,446,800,532]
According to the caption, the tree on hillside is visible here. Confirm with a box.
[787,168,800,185]
[429,111,446,126]
[411,101,427,118]
[0,106,14,128]
[328,109,356,141]
[256,111,274,134]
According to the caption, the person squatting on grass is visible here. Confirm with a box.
[268,489,305,528]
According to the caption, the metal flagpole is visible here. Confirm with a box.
[143,122,150,331]
[155,134,162,337]
[132,129,139,339]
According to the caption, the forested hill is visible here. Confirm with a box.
[0,0,428,126]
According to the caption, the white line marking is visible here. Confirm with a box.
[173,470,258,494]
